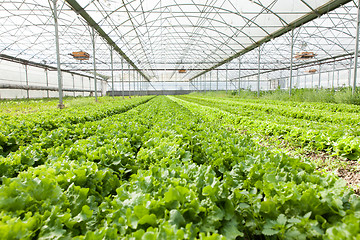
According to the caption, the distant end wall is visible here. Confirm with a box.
[107,90,192,96]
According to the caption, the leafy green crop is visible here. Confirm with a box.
[175,95,360,160]
[0,96,359,239]
[0,96,153,157]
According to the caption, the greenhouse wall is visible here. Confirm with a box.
[0,59,107,99]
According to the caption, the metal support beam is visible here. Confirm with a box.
[137,72,140,96]
[289,29,294,96]
[45,68,49,98]
[25,65,29,99]
[226,64,228,94]
[217,70,219,91]
[349,58,353,87]
[141,75,143,95]
[189,0,351,81]
[121,58,124,99]
[353,0,360,95]
[133,69,136,96]
[332,60,336,90]
[72,74,75,97]
[110,46,114,98]
[82,76,84,96]
[296,69,299,88]
[0,83,100,92]
[204,73,207,93]
[199,76,201,92]
[210,71,212,91]
[64,0,149,81]
[139,72,141,95]
[128,63,131,98]
[311,73,314,88]
[189,82,196,91]
[238,57,241,95]
[91,27,98,102]
[53,0,64,108]
[318,64,321,88]
[257,47,261,97]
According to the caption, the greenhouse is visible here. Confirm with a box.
[1,0,360,239]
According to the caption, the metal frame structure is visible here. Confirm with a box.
[0,0,360,101]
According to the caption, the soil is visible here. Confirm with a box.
[334,161,360,194]
[289,148,360,194]
[252,134,360,194]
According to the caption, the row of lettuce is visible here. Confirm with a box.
[0,96,359,239]
[0,96,153,157]
[175,95,360,160]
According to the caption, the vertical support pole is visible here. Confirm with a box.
[318,64,321,89]
[312,73,314,88]
[89,77,91,96]
[199,76,201,92]
[257,46,261,97]
[72,74,75,97]
[204,73,207,93]
[199,77,200,92]
[135,72,138,96]
[45,68,49,98]
[289,29,294,96]
[196,78,198,92]
[138,72,140,96]
[238,57,241,95]
[349,58,353,87]
[82,76,84,97]
[133,70,136,96]
[25,65,29,99]
[135,72,137,96]
[353,0,360,95]
[198,76,200,92]
[217,70,219,91]
[139,74,142,96]
[296,69,299,88]
[226,63,228,94]
[91,27,98,102]
[210,71,212,91]
[142,75,144,95]
[197,77,199,92]
[146,78,148,96]
[121,58,124,99]
[332,60,336,91]
[53,0,64,108]
[110,46,114,98]
[128,64,131,98]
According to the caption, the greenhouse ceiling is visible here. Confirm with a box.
[0,0,356,82]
